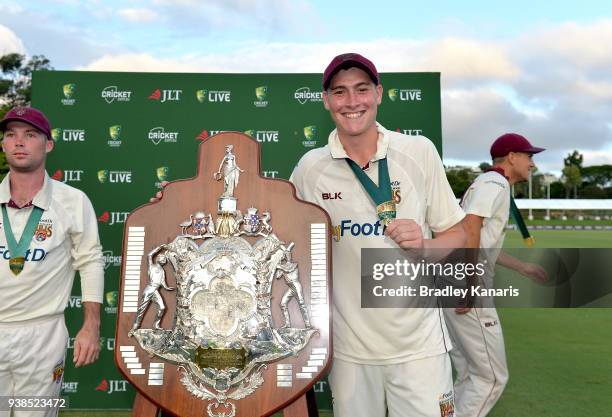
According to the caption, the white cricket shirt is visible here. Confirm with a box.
[461,170,510,278]
[0,172,104,322]
[290,123,465,365]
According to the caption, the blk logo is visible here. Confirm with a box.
[149,88,183,103]
[322,192,342,200]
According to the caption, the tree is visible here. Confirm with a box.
[581,165,612,188]
[562,164,581,198]
[563,150,583,169]
[0,53,52,180]
[562,150,584,198]
[0,53,52,108]
[478,162,492,172]
[445,167,477,198]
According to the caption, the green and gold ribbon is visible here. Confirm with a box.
[1,204,44,275]
[509,196,534,247]
[346,158,396,226]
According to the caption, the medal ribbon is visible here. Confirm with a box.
[509,196,534,247]
[1,204,44,275]
[484,167,534,247]
[346,158,396,225]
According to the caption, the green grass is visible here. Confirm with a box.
[520,219,612,226]
[504,229,612,248]
[490,309,612,417]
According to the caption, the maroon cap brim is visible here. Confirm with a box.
[525,146,545,154]
[0,117,51,139]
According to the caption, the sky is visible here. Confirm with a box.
[2,0,612,175]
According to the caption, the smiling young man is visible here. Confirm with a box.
[443,133,548,417]
[0,107,104,417]
[290,53,466,417]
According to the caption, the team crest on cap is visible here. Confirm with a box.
[52,360,65,384]
[15,107,27,116]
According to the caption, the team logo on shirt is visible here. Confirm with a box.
[391,180,402,204]
[439,391,455,417]
[53,360,65,384]
[34,220,53,242]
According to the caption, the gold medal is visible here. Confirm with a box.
[376,200,397,226]
[9,257,25,275]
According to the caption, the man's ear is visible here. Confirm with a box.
[322,90,330,110]
[45,137,55,154]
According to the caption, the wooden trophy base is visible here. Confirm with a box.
[132,390,320,417]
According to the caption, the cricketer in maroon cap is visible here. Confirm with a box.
[444,133,547,417]
[0,106,104,403]
[289,54,467,417]
[489,132,545,185]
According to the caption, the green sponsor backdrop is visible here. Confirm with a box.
[31,70,442,410]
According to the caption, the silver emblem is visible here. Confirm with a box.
[129,146,316,417]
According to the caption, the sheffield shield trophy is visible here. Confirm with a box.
[116,132,331,417]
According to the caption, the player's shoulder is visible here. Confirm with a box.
[383,124,436,153]
[292,145,331,176]
[474,170,509,191]
[50,178,92,206]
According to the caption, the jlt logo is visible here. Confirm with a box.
[262,171,279,178]
[51,169,83,183]
[149,88,183,103]
[197,130,228,141]
[95,379,128,394]
[63,170,83,182]
[313,380,328,392]
[98,211,129,225]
